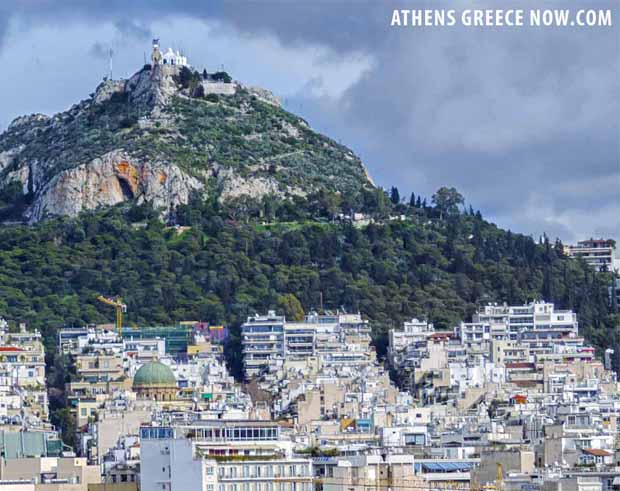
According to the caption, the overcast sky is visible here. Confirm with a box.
[0,1,617,242]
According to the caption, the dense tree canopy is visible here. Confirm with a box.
[0,188,615,379]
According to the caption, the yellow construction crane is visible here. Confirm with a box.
[495,462,504,491]
[96,295,127,332]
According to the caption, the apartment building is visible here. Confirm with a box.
[241,312,286,377]
[241,312,369,378]
[564,239,619,272]
[0,325,46,388]
[75,353,124,383]
[139,424,313,491]
[474,301,580,355]
[321,454,419,491]
[0,456,102,489]
[490,340,531,365]
[388,318,434,368]
[455,320,509,351]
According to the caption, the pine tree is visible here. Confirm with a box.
[390,186,400,205]
[409,192,416,207]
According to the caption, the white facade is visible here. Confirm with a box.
[241,312,369,378]
[241,311,285,377]
[474,301,581,356]
[388,319,433,361]
[162,47,188,67]
[565,239,619,272]
[140,432,204,491]
[140,426,313,491]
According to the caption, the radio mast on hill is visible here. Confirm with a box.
[108,48,114,79]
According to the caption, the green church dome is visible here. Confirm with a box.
[133,361,176,388]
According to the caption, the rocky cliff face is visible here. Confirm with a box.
[0,63,372,222]
[28,150,203,222]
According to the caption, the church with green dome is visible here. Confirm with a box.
[132,360,177,401]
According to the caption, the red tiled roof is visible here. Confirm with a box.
[583,448,612,457]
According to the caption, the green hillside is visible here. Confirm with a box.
[0,191,615,379]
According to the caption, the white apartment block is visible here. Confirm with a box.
[388,319,434,367]
[473,301,581,356]
[241,312,369,378]
[241,312,285,377]
[0,329,46,388]
[454,321,509,352]
[565,239,619,272]
[388,302,586,380]
[140,424,313,491]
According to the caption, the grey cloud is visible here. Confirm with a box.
[88,41,108,60]
[113,19,152,40]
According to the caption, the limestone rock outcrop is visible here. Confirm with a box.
[27,151,202,222]
[126,65,181,107]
